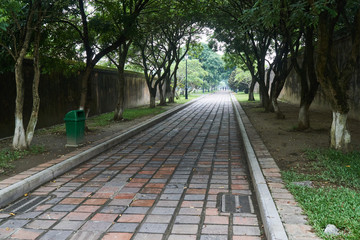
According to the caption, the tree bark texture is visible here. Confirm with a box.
[114,68,126,121]
[113,42,131,121]
[331,112,351,151]
[292,27,319,130]
[248,78,256,101]
[315,6,360,149]
[12,2,36,149]
[26,28,41,145]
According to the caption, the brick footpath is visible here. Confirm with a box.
[0,93,263,240]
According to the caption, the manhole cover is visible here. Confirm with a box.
[2,195,52,214]
[218,193,254,213]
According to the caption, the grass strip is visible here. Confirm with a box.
[282,149,360,239]
[0,145,45,172]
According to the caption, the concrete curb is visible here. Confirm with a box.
[230,93,288,240]
[0,98,200,208]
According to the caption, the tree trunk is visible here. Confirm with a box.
[259,81,271,112]
[79,65,93,111]
[150,95,156,108]
[169,72,177,103]
[13,62,27,150]
[158,79,166,106]
[12,6,35,149]
[113,41,131,121]
[26,29,41,145]
[330,112,351,150]
[298,104,310,130]
[315,7,360,150]
[248,78,256,101]
[114,68,126,121]
[293,26,318,130]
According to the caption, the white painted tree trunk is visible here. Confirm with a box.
[13,117,27,149]
[330,111,351,150]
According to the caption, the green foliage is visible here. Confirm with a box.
[197,44,231,88]
[228,68,251,92]
[0,145,46,172]
[176,58,208,91]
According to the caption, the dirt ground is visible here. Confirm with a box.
[240,101,360,171]
[1,99,359,181]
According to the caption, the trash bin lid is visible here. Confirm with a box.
[64,110,86,121]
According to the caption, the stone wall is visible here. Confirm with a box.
[0,60,151,138]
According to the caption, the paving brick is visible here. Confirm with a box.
[53,220,84,230]
[171,224,198,234]
[109,223,139,232]
[51,204,77,212]
[200,235,228,240]
[1,219,29,228]
[139,223,168,233]
[130,199,155,207]
[233,216,258,226]
[151,207,175,215]
[174,216,200,224]
[178,207,202,215]
[204,216,229,225]
[233,236,262,240]
[155,200,179,207]
[168,235,196,240]
[83,198,108,205]
[38,230,73,240]
[117,214,145,223]
[63,212,92,221]
[145,215,172,223]
[68,230,102,240]
[233,226,261,236]
[201,224,228,234]
[26,219,56,229]
[133,233,163,240]
[10,228,43,240]
[80,220,112,231]
[75,205,101,213]
[38,212,66,220]
[59,197,85,205]
[181,201,204,208]
[205,208,219,216]
[102,232,133,240]
[91,213,118,222]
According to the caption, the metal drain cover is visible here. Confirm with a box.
[218,193,254,213]
[2,195,52,214]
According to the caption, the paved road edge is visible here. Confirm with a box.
[230,93,288,240]
[0,98,200,208]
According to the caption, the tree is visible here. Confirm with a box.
[100,0,155,120]
[56,0,150,115]
[210,0,272,110]
[0,0,56,149]
[197,44,229,91]
[228,68,251,92]
[176,58,208,94]
[311,0,360,150]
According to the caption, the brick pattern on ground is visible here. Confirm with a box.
[0,93,263,240]
[237,103,321,240]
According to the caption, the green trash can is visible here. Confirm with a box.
[64,110,85,147]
